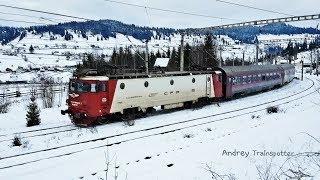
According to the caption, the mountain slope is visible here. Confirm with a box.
[1,19,320,45]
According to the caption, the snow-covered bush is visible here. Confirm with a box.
[266,106,279,114]
[12,136,22,147]
[183,133,194,139]
[0,92,11,114]
[0,101,10,114]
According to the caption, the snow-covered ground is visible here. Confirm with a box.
[0,71,319,179]
[0,31,320,179]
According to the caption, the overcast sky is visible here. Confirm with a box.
[0,0,319,29]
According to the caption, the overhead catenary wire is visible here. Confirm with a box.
[0,12,66,24]
[0,18,47,25]
[216,0,293,17]
[0,4,92,21]
[103,0,241,21]
[216,0,320,25]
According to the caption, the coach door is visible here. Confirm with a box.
[206,75,212,97]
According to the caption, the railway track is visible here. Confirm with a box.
[0,78,314,143]
[0,78,319,170]
[0,124,74,140]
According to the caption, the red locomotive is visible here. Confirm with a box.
[61,64,295,126]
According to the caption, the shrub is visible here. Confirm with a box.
[0,101,10,114]
[266,106,279,114]
[12,136,22,147]
[183,133,194,139]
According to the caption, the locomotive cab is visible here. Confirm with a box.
[63,76,109,125]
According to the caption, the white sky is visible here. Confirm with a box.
[0,0,319,29]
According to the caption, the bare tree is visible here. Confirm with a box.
[0,88,11,114]
[41,77,55,108]
[257,133,320,180]
[203,163,236,180]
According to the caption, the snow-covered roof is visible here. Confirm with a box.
[154,58,170,67]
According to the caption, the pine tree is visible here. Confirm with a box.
[149,52,157,69]
[124,47,133,68]
[110,48,118,65]
[166,48,171,58]
[156,50,161,58]
[29,45,34,54]
[26,96,41,127]
[203,33,218,68]
[167,48,179,71]
[184,43,192,71]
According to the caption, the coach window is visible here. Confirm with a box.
[120,83,125,89]
[144,81,149,87]
[232,77,236,85]
[170,79,174,85]
[192,78,196,83]
[243,76,247,84]
[248,76,252,83]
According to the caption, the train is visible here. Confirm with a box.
[61,64,295,126]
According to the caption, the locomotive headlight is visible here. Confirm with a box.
[102,98,107,103]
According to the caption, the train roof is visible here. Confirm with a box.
[75,70,217,81]
[219,65,286,76]
[277,64,295,70]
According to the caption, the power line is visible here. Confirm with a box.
[0,18,47,25]
[0,12,66,23]
[0,4,92,21]
[216,0,320,25]
[103,0,240,21]
[144,0,153,27]
[216,0,293,16]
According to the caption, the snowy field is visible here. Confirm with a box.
[0,31,320,179]
[0,72,319,179]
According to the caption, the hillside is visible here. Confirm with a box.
[1,20,320,45]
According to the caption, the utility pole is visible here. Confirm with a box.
[301,60,304,81]
[145,41,149,75]
[219,45,223,67]
[242,51,245,66]
[232,52,235,66]
[255,37,259,65]
[316,50,319,76]
[180,34,185,72]
[133,55,136,71]
[310,51,313,75]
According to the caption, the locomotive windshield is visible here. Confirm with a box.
[69,80,106,93]
[69,81,91,93]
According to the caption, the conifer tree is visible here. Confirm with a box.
[29,45,34,54]
[203,33,218,68]
[26,96,41,127]
[184,43,192,71]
